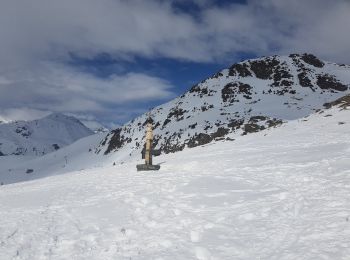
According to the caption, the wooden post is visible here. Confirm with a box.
[136,115,160,171]
[145,123,153,165]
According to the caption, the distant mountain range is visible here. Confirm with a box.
[0,113,93,156]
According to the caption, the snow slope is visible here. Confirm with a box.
[0,102,349,259]
[0,132,106,185]
[0,113,93,156]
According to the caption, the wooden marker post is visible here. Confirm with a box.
[136,116,160,171]
[145,122,153,165]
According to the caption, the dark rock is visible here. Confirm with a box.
[142,117,154,126]
[211,72,224,78]
[228,119,244,130]
[201,104,214,112]
[187,133,212,148]
[211,127,229,139]
[167,107,187,121]
[249,116,267,123]
[301,53,324,68]
[189,84,200,93]
[323,94,350,109]
[189,85,212,97]
[26,169,34,174]
[204,124,212,131]
[266,119,283,128]
[15,126,31,138]
[104,129,131,155]
[289,54,300,59]
[242,123,264,135]
[272,65,293,85]
[52,144,60,150]
[162,118,171,128]
[317,74,348,92]
[250,58,280,79]
[189,123,197,129]
[298,72,313,88]
[160,134,186,154]
[228,63,252,77]
[222,82,252,103]
[154,121,160,129]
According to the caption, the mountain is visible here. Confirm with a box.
[1,93,349,259]
[97,53,350,158]
[0,116,9,125]
[80,120,110,134]
[0,113,94,156]
[1,53,350,184]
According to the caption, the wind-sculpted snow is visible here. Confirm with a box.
[0,105,349,259]
[98,54,350,158]
[0,113,93,156]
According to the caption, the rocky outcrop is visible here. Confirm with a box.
[98,54,350,158]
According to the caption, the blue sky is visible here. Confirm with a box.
[0,0,349,128]
[68,48,257,125]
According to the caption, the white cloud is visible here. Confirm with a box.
[0,108,50,122]
[0,0,349,125]
[1,0,349,63]
[0,62,174,122]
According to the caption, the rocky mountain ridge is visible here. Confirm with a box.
[97,53,350,158]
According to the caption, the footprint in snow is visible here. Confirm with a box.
[195,247,211,260]
[172,208,182,216]
[190,230,201,242]
[141,197,149,205]
[159,239,172,248]
[278,192,288,200]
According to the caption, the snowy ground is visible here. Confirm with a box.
[0,107,350,260]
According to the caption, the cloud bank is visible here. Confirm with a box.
[0,0,349,125]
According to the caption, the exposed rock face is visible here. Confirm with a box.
[250,57,280,80]
[298,72,313,88]
[222,82,253,103]
[324,94,350,109]
[229,63,252,77]
[300,53,324,68]
[97,54,350,158]
[317,74,348,92]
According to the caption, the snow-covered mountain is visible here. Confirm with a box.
[80,120,110,134]
[0,113,93,156]
[0,116,9,125]
[1,93,349,259]
[97,54,350,158]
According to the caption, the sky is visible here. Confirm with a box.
[0,0,349,129]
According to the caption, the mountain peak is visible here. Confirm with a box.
[45,112,77,121]
[97,54,350,159]
[0,112,93,156]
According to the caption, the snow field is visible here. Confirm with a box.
[0,107,350,259]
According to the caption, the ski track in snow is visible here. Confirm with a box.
[0,108,350,259]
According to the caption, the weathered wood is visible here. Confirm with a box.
[136,118,161,171]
